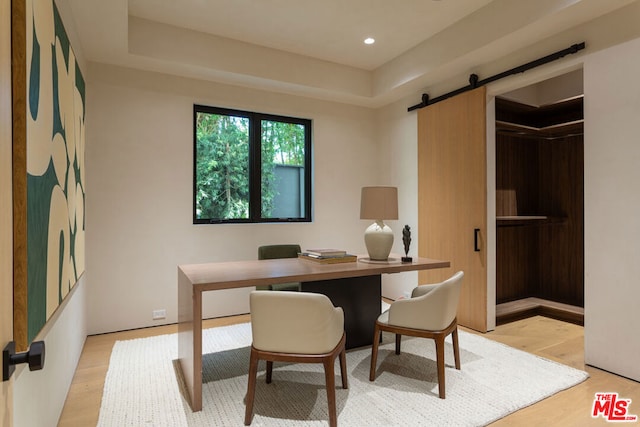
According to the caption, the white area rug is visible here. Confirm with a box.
[97,322,588,426]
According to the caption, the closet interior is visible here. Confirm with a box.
[495,85,584,325]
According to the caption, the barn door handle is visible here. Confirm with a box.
[3,340,45,381]
[474,228,481,252]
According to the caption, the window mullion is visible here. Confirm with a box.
[303,126,312,220]
[249,114,262,221]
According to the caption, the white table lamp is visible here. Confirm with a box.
[360,186,398,261]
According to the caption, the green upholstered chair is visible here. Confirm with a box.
[256,244,301,291]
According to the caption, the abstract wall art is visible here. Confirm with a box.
[13,0,85,349]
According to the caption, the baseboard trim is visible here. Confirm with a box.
[496,297,584,326]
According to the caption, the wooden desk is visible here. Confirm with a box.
[177,256,449,411]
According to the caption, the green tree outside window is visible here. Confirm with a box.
[194,106,311,223]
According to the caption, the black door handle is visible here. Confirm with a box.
[3,340,45,381]
[474,228,481,252]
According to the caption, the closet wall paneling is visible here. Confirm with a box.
[495,96,584,315]
[537,134,584,307]
[496,133,539,303]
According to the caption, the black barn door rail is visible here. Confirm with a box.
[408,42,585,112]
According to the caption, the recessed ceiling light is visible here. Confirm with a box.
[364,37,375,45]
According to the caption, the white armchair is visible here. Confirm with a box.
[245,291,348,427]
[369,271,464,399]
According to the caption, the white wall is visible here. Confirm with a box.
[500,69,584,106]
[374,96,421,299]
[484,29,640,382]
[11,1,89,426]
[85,64,381,334]
[583,36,640,382]
[13,276,87,427]
[378,6,640,359]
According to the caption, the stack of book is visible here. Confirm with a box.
[298,248,357,264]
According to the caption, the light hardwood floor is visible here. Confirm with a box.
[58,314,639,426]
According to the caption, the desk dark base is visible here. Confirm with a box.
[301,275,381,349]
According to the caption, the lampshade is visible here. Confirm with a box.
[360,186,398,220]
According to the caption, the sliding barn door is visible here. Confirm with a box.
[418,87,488,332]
[1,0,15,423]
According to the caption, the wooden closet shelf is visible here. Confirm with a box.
[496,216,566,227]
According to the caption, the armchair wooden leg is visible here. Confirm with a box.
[435,335,446,399]
[395,334,402,355]
[452,327,461,370]
[369,323,381,381]
[244,349,259,425]
[266,361,273,384]
[339,348,348,389]
[323,356,338,427]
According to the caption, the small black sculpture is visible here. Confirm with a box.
[401,225,413,263]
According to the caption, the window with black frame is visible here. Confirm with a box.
[193,105,312,224]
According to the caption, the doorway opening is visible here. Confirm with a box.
[494,69,584,326]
